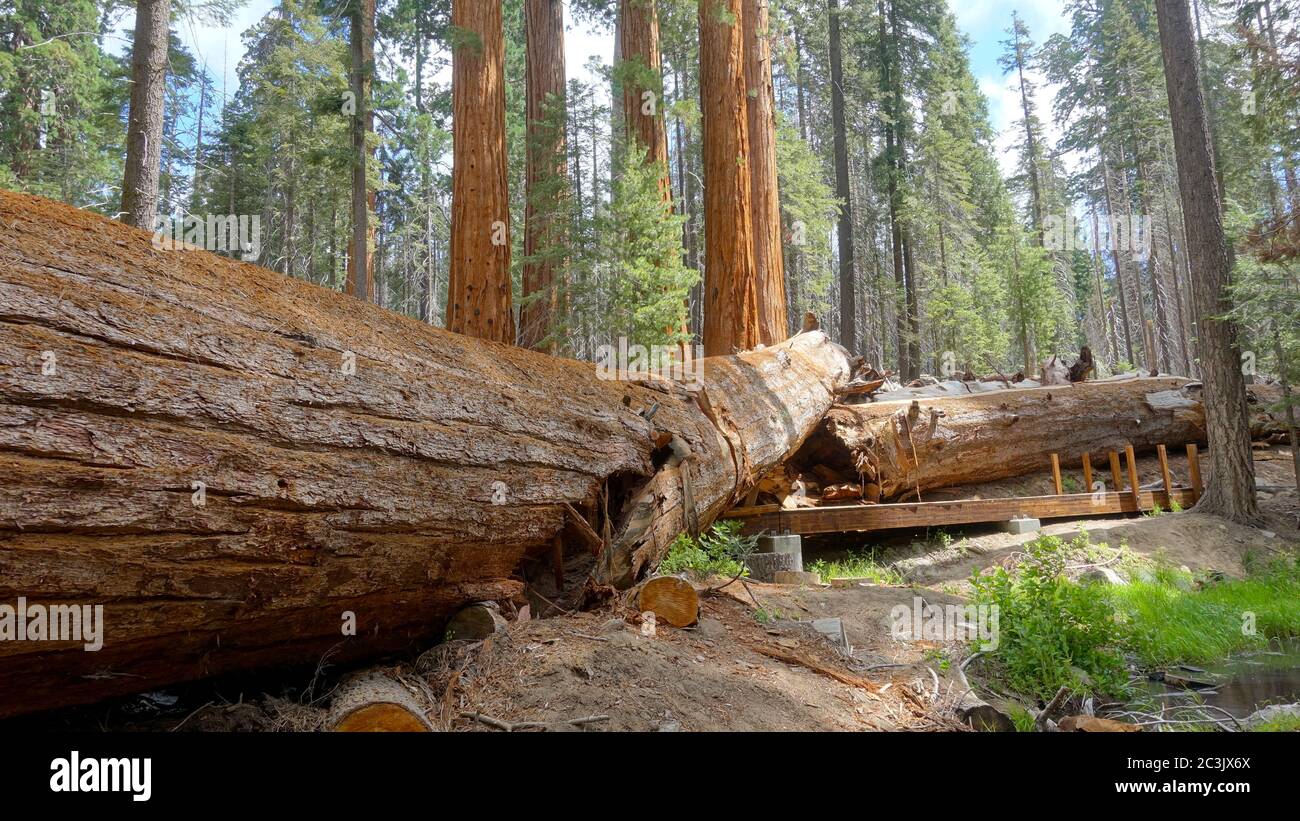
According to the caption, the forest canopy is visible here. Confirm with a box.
[1,0,1297,387]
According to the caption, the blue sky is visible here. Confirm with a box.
[115,0,1073,175]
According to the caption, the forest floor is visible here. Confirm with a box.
[12,445,1297,733]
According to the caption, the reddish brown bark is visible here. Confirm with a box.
[521,0,568,352]
[619,0,673,201]
[744,0,787,346]
[797,378,1284,501]
[700,0,760,356]
[0,189,852,718]
[448,0,515,344]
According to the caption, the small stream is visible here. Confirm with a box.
[1126,638,1300,723]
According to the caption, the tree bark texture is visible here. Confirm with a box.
[794,378,1284,501]
[700,0,760,356]
[120,0,170,230]
[1155,0,1260,522]
[521,0,568,351]
[744,0,787,346]
[0,189,851,717]
[448,0,515,344]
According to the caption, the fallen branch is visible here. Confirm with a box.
[459,711,611,732]
[748,643,879,692]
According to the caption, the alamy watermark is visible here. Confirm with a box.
[0,597,103,651]
[50,752,151,802]
[891,596,999,650]
[595,338,705,388]
[152,214,261,262]
[1042,213,1152,263]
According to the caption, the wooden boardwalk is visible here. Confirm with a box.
[729,443,1202,536]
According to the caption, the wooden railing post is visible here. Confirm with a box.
[1050,453,1063,495]
[1157,444,1173,507]
[1124,444,1140,509]
[1186,443,1203,502]
[1082,452,1093,494]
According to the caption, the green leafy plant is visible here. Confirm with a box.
[969,534,1128,699]
[657,520,755,580]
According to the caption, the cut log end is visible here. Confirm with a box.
[444,602,508,642]
[637,576,699,627]
[327,672,436,733]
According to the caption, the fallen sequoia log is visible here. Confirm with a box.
[0,190,851,718]
[788,377,1285,502]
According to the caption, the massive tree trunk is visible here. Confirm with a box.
[744,0,787,346]
[345,0,377,303]
[700,0,760,356]
[793,378,1284,502]
[0,190,851,718]
[828,0,856,353]
[448,0,515,344]
[120,0,170,229]
[620,0,688,341]
[1155,0,1260,523]
[521,0,568,352]
[619,0,672,198]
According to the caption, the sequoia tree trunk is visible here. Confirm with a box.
[0,190,850,718]
[619,0,672,199]
[521,0,568,351]
[700,0,760,356]
[744,0,787,346]
[448,0,515,344]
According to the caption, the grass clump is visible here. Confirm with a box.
[807,549,904,585]
[1111,558,1300,667]
[658,519,754,579]
[972,533,1300,701]
[1250,713,1300,732]
[1007,703,1037,733]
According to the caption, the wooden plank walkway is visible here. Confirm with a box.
[730,488,1197,536]
[728,442,1203,537]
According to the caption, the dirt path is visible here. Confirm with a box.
[442,593,956,732]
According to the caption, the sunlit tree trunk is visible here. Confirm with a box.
[521,0,568,352]
[448,0,515,344]
[121,0,169,229]
[619,0,672,199]
[744,0,787,345]
[1155,0,1259,523]
[700,0,759,355]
